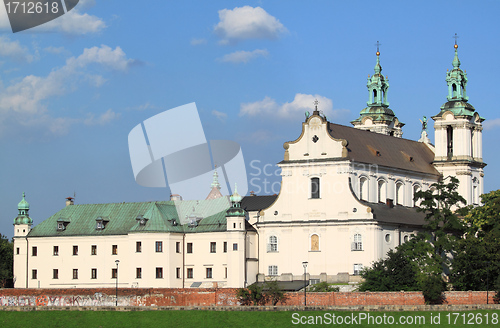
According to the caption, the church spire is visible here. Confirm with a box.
[211,167,221,190]
[446,36,468,102]
[351,42,404,137]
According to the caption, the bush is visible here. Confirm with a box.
[420,275,447,304]
[308,282,340,292]
[236,284,267,305]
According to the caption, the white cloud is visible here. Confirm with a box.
[0,0,105,35]
[214,6,287,43]
[219,49,268,64]
[0,45,133,136]
[191,38,207,46]
[240,93,349,121]
[211,110,227,121]
[44,46,68,55]
[84,109,120,126]
[484,118,500,130]
[0,36,34,62]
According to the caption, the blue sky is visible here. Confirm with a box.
[1,0,500,239]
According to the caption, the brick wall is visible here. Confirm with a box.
[0,289,495,307]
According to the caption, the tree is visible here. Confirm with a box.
[0,234,14,288]
[410,177,466,303]
[236,283,267,305]
[358,248,419,292]
[236,281,288,306]
[450,190,500,291]
[263,280,288,305]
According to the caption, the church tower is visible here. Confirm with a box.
[351,45,404,137]
[432,39,486,205]
[13,192,33,288]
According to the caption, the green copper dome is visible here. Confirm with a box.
[18,192,29,210]
[226,184,245,217]
[14,192,33,225]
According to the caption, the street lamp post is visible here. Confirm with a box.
[115,260,120,306]
[302,261,308,307]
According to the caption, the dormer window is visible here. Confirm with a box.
[57,218,70,231]
[95,216,109,230]
[136,215,148,226]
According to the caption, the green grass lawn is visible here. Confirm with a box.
[1,310,499,327]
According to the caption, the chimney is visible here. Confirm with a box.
[386,199,394,208]
[66,197,74,206]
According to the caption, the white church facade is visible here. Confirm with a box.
[13,44,485,289]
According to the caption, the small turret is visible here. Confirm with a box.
[14,192,32,237]
[226,184,245,231]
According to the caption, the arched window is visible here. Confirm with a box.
[373,89,377,102]
[311,234,320,251]
[413,185,421,207]
[396,182,404,205]
[452,83,457,98]
[352,234,363,251]
[447,125,453,159]
[360,177,368,201]
[378,180,387,203]
[267,235,278,252]
[311,177,320,199]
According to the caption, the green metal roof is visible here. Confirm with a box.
[28,197,232,237]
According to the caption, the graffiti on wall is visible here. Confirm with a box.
[0,293,132,307]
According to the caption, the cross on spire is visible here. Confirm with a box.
[313,99,319,110]
[375,41,381,56]
[453,33,459,49]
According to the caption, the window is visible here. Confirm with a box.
[378,180,387,203]
[53,269,58,279]
[311,177,320,199]
[53,246,59,256]
[32,246,37,256]
[352,234,363,251]
[360,177,368,201]
[91,268,97,279]
[385,233,391,243]
[223,242,227,253]
[57,222,65,231]
[187,268,193,279]
[267,236,278,252]
[112,245,118,255]
[268,265,278,276]
[73,245,78,256]
[187,243,193,253]
[210,242,216,253]
[233,243,238,251]
[310,234,320,251]
[136,241,142,253]
[32,269,37,279]
[156,267,163,279]
[353,263,364,275]
[91,245,97,255]
[136,268,142,279]
[73,269,78,279]
[111,268,117,279]
[396,182,404,205]
[176,242,180,253]
[413,185,421,207]
[447,125,453,159]
[155,241,163,253]
[16,247,19,255]
[403,235,409,243]
[224,267,228,279]
[206,268,212,279]
[176,267,181,279]
[96,220,104,230]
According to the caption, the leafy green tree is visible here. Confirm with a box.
[451,190,500,291]
[263,280,288,305]
[308,282,340,292]
[0,234,14,288]
[236,284,267,305]
[358,248,419,292]
[414,176,466,274]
